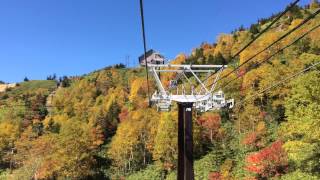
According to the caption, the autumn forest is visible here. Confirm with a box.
[0,1,320,180]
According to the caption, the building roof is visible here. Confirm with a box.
[138,49,156,62]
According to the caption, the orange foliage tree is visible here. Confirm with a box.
[245,140,288,179]
[197,113,221,143]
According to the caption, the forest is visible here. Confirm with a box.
[0,1,320,180]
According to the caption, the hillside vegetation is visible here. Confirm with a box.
[0,2,320,180]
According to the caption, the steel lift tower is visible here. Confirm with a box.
[148,64,234,180]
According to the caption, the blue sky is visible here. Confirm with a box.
[0,0,309,83]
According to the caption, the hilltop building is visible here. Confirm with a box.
[0,83,16,93]
[139,49,165,66]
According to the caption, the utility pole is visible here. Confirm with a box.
[125,55,130,68]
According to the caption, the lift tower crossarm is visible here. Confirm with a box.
[151,70,214,73]
[148,63,234,106]
[147,64,227,68]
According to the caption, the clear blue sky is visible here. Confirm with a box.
[0,0,309,83]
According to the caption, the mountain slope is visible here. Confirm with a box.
[0,2,320,180]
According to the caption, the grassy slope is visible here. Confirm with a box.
[4,80,56,95]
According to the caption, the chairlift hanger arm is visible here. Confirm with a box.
[151,67,167,95]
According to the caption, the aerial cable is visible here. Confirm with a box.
[230,0,301,60]
[139,0,152,107]
[218,23,320,90]
[206,7,320,90]
[0,104,64,108]
[200,0,301,84]
[213,8,320,85]
[235,61,320,108]
[195,21,320,101]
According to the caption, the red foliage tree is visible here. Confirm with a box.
[197,113,221,143]
[118,107,129,122]
[237,69,246,77]
[209,172,221,180]
[90,125,105,149]
[245,140,288,178]
[259,111,267,119]
[242,132,258,146]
